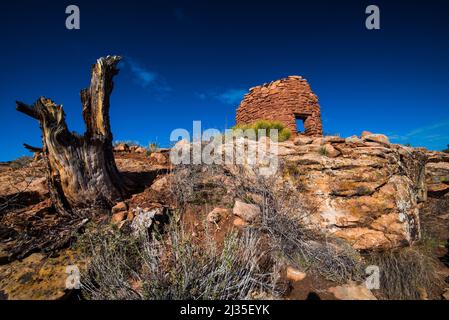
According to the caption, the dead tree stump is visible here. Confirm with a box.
[17,56,126,216]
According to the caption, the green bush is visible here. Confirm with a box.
[232,120,291,142]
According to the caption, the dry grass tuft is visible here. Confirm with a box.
[80,216,283,300]
[366,246,444,300]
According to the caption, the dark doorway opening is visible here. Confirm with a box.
[295,115,306,134]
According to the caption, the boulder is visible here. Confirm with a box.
[151,176,169,193]
[111,211,127,224]
[114,144,129,153]
[207,208,229,224]
[345,135,365,145]
[150,152,167,165]
[323,136,345,144]
[361,131,373,138]
[286,267,307,282]
[320,144,341,158]
[233,217,248,227]
[112,201,128,214]
[363,133,390,145]
[135,147,147,154]
[233,200,261,223]
[328,283,377,300]
[293,135,313,146]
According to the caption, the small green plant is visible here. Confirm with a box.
[318,146,328,156]
[146,142,160,156]
[232,120,291,142]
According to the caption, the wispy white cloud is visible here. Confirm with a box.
[195,92,207,100]
[197,89,246,105]
[216,89,246,105]
[123,58,172,93]
[389,119,449,150]
[402,120,449,139]
[127,59,157,87]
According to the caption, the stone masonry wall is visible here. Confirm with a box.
[236,76,323,136]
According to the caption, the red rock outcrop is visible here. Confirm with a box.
[276,136,427,250]
[206,133,427,250]
[236,76,323,136]
[425,151,449,197]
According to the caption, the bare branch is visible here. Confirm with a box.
[16,101,39,120]
[23,143,43,153]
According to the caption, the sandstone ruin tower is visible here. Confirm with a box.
[236,76,323,136]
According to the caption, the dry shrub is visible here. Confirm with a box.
[169,164,229,206]
[77,224,143,299]
[81,217,282,300]
[256,191,364,283]
[230,164,364,283]
[9,156,33,170]
[169,162,364,284]
[366,246,444,300]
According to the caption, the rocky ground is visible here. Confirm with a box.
[1,133,449,300]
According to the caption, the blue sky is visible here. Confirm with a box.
[0,0,448,161]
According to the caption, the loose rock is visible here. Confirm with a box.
[112,201,128,214]
[207,208,229,224]
[111,211,127,224]
[328,283,377,300]
[286,266,307,282]
[131,207,163,236]
[293,135,313,146]
[363,133,390,145]
[151,176,168,193]
[233,217,248,227]
[233,200,261,223]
